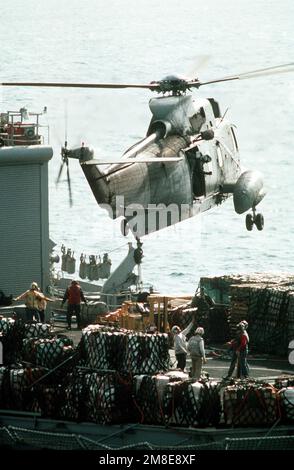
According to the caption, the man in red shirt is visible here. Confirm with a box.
[225,321,249,379]
[62,280,87,330]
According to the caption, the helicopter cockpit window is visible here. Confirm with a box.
[189,112,205,133]
[207,98,221,118]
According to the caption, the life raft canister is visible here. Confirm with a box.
[24,127,35,139]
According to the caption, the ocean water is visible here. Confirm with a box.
[1,0,294,294]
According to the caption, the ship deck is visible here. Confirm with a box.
[58,325,294,382]
[0,325,293,450]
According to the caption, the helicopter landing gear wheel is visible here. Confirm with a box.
[245,208,264,231]
[245,213,254,231]
[255,213,264,231]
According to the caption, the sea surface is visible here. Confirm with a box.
[1,0,294,294]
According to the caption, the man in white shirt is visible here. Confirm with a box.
[187,327,207,380]
[171,320,194,371]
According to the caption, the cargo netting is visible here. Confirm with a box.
[133,371,221,427]
[22,336,75,369]
[278,387,294,423]
[223,381,279,426]
[81,325,169,374]
[162,378,221,427]
[0,318,52,365]
[0,314,293,432]
[200,273,294,355]
[36,369,136,424]
[0,366,46,411]
[1,363,294,428]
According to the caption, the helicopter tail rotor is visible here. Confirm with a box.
[66,153,73,207]
[55,101,75,206]
[56,140,73,207]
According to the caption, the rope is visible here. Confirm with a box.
[27,351,79,389]
[107,242,129,254]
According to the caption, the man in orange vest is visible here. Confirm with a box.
[15,281,44,323]
[61,280,87,330]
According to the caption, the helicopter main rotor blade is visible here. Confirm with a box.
[197,62,294,87]
[185,55,210,80]
[0,81,159,90]
[82,157,183,165]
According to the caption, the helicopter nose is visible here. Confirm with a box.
[233,170,265,214]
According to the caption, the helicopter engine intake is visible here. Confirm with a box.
[233,170,266,214]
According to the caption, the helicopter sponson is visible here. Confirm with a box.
[233,170,266,215]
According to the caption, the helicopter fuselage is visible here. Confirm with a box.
[76,94,264,236]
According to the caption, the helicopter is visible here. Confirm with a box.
[2,62,294,237]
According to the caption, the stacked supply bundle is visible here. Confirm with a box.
[59,369,134,424]
[0,319,52,365]
[278,387,294,423]
[200,273,294,356]
[162,379,221,427]
[201,273,294,305]
[133,371,186,425]
[126,332,169,374]
[0,317,15,334]
[0,367,6,408]
[24,323,52,339]
[208,305,230,343]
[247,287,289,355]
[0,366,46,411]
[223,381,279,426]
[84,372,134,424]
[228,285,251,336]
[81,325,169,374]
[59,369,89,421]
[287,293,294,348]
[0,318,19,364]
[22,338,39,363]
[81,325,126,370]
[226,284,290,355]
[35,337,75,369]
[35,383,66,419]
[22,324,53,363]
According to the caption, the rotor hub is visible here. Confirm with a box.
[155,74,196,95]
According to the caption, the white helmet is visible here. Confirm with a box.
[171,325,180,334]
[195,327,204,336]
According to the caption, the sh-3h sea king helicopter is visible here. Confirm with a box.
[2,62,294,237]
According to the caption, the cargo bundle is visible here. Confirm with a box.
[81,325,169,374]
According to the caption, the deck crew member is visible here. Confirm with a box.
[187,327,207,380]
[171,320,194,371]
[37,287,54,323]
[15,282,43,322]
[225,320,249,379]
[61,280,87,330]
